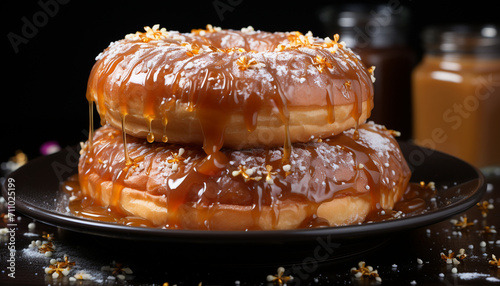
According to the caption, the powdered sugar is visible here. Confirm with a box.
[457,272,491,280]
[346,125,394,159]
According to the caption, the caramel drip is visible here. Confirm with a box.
[315,49,338,125]
[89,45,140,121]
[282,125,292,164]
[261,56,292,164]
[86,28,374,167]
[345,50,372,126]
[79,28,383,230]
[196,68,235,155]
[159,97,176,144]
[121,115,132,166]
[325,89,335,124]
[88,100,94,149]
[242,92,261,132]
[147,117,155,143]
[66,174,427,229]
[161,116,168,143]
[77,123,409,230]
[109,177,126,215]
[336,134,383,208]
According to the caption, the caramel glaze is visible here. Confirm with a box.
[75,123,411,230]
[86,26,374,163]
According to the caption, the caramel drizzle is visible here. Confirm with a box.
[121,115,132,166]
[314,48,337,125]
[87,28,371,159]
[260,55,292,163]
[147,118,155,143]
[84,28,375,224]
[161,115,169,143]
[88,100,94,149]
[78,124,407,230]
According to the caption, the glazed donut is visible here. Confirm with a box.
[78,122,410,230]
[86,25,375,153]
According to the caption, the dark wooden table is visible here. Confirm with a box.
[1,169,499,286]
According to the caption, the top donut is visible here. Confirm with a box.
[86,24,375,154]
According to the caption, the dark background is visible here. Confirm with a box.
[2,0,498,163]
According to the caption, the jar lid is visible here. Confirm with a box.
[422,24,500,56]
[318,4,411,48]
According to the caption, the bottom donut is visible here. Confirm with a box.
[76,122,411,230]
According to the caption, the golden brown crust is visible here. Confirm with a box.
[81,181,401,230]
[78,123,410,230]
[87,26,374,149]
[102,100,371,149]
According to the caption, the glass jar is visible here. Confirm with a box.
[412,24,500,168]
[319,4,415,140]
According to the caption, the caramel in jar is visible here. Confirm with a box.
[412,25,500,168]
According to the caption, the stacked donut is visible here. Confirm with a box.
[78,25,411,230]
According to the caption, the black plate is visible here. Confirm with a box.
[1,142,485,263]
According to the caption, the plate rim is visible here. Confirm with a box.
[2,142,486,243]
